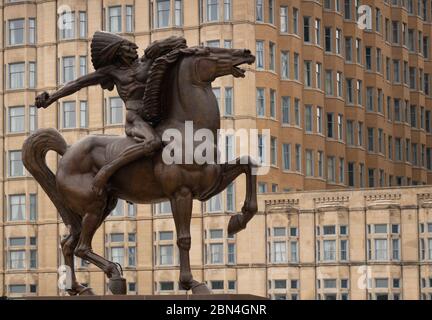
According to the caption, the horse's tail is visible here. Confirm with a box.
[22,128,81,232]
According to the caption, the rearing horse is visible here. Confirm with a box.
[22,46,257,295]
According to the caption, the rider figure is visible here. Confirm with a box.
[35,31,187,194]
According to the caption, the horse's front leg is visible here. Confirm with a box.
[203,156,258,235]
[170,187,211,294]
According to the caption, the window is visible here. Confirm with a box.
[63,102,76,128]
[393,60,400,83]
[282,144,291,170]
[336,29,342,54]
[9,151,24,177]
[29,18,36,44]
[316,106,323,134]
[304,61,312,87]
[305,105,313,132]
[9,63,25,89]
[365,46,372,70]
[9,106,25,133]
[281,51,289,79]
[209,243,223,264]
[79,56,87,77]
[327,113,334,138]
[339,158,345,183]
[159,244,173,265]
[293,8,298,34]
[108,97,123,124]
[367,127,374,152]
[256,41,264,69]
[318,151,324,177]
[368,168,375,187]
[325,70,333,95]
[9,250,25,269]
[60,11,75,39]
[315,19,321,45]
[337,114,343,140]
[303,16,311,43]
[366,87,374,111]
[327,156,336,182]
[348,162,355,187]
[392,21,399,44]
[270,136,277,165]
[356,38,361,63]
[9,195,25,221]
[346,79,353,103]
[80,101,88,128]
[325,27,332,52]
[293,53,299,80]
[346,120,354,145]
[294,99,300,126]
[345,37,353,61]
[316,63,322,89]
[63,57,75,83]
[306,149,314,176]
[336,72,343,97]
[269,42,275,71]
[256,0,263,22]
[273,241,287,263]
[79,12,87,38]
[109,6,122,32]
[323,240,336,260]
[223,0,231,21]
[295,144,301,172]
[340,239,348,261]
[280,7,288,33]
[9,19,25,45]
[374,239,388,260]
[29,105,37,133]
[256,88,265,116]
[225,87,233,115]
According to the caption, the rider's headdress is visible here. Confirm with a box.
[91,31,136,69]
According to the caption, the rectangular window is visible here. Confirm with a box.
[304,61,312,87]
[269,42,275,71]
[368,168,375,187]
[327,113,334,138]
[281,51,289,79]
[318,151,324,177]
[336,29,342,54]
[294,53,299,80]
[256,88,265,116]
[256,0,263,22]
[9,151,24,177]
[9,63,25,89]
[224,87,233,115]
[79,12,87,38]
[346,78,353,103]
[9,106,25,133]
[80,101,87,128]
[345,37,352,61]
[325,70,333,95]
[108,97,123,124]
[316,63,322,89]
[256,41,264,69]
[295,144,301,172]
[293,8,298,34]
[109,6,122,32]
[327,156,335,182]
[223,0,231,21]
[29,105,37,133]
[325,27,332,52]
[62,57,75,83]
[305,105,313,132]
[270,136,277,166]
[323,240,336,261]
[63,101,76,128]
[60,11,75,39]
[375,239,388,260]
[303,16,311,42]
[282,144,291,170]
[29,62,36,88]
[9,194,25,221]
[306,149,314,176]
[348,162,355,187]
[315,19,321,45]
[79,56,87,76]
[29,18,36,44]
[9,19,25,45]
[280,7,288,33]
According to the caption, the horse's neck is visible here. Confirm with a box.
[159,62,220,134]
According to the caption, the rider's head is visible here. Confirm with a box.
[91,31,139,69]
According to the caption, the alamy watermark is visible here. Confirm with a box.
[357,5,372,30]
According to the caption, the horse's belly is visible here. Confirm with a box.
[110,159,166,203]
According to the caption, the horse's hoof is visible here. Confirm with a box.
[109,277,127,295]
[228,214,246,236]
[191,282,212,295]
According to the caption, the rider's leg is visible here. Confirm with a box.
[92,110,162,194]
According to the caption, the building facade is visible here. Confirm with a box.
[1,0,432,299]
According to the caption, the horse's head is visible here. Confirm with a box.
[185,46,255,83]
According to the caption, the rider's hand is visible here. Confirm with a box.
[35,91,50,109]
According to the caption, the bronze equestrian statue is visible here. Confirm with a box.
[23,32,257,296]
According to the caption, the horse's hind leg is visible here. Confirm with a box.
[170,187,211,294]
[61,233,94,295]
[74,212,126,295]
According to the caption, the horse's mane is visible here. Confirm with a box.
[141,46,199,125]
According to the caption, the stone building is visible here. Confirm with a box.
[0,0,432,299]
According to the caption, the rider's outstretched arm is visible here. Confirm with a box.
[36,71,106,108]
